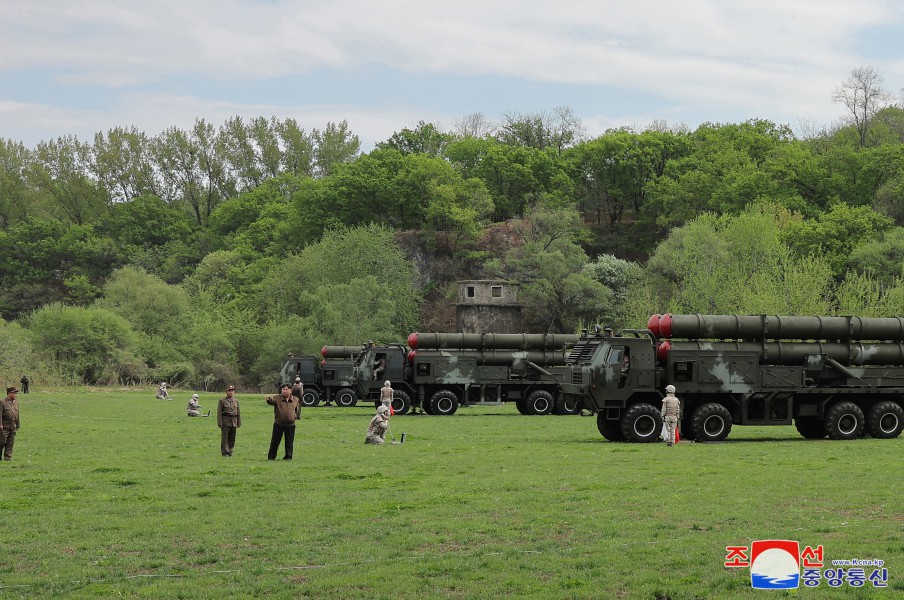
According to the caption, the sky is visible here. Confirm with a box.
[1,0,903,151]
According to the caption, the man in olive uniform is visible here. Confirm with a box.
[1,386,21,461]
[661,384,681,447]
[217,385,241,456]
[266,383,300,460]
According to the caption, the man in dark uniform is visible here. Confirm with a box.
[1,386,21,461]
[217,385,241,456]
[19,376,29,394]
[266,383,300,460]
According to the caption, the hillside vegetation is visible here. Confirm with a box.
[4,101,904,389]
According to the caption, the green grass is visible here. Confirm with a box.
[1,389,902,599]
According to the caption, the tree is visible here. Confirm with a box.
[377,121,454,156]
[0,138,37,227]
[453,112,495,139]
[91,126,159,202]
[497,106,584,154]
[313,120,361,177]
[96,266,191,339]
[31,136,107,226]
[29,303,142,384]
[150,119,235,225]
[832,66,892,148]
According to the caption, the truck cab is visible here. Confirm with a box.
[354,344,414,414]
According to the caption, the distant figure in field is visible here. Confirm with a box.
[19,376,29,394]
[661,385,681,447]
[1,386,21,461]
[379,380,393,412]
[266,383,300,460]
[365,405,390,445]
[187,394,209,417]
[156,382,170,400]
[217,385,241,456]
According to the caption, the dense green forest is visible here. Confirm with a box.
[3,93,904,389]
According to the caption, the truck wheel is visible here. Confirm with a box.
[691,403,732,442]
[430,390,459,415]
[334,388,357,408]
[526,390,554,415]
[301,389,321,407]
[794,417,826,439]
[824,401,865,440]
[392,390,411,416]
[554,395,581,415]
[597,413,625,441]
[515,398,530,415]
[620,403,662,443]
[866,401,902,439]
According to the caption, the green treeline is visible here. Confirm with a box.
[3,106,904,389]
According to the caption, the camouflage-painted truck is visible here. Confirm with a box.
[561,314,904,442]
[278,345,362,406]
[352,333,580,416]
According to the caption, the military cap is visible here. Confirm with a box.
[6,386,18,394]
[226,385,236,391]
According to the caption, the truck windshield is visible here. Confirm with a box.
[606,347,624,365]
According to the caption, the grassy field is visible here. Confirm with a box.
[1,388,901,599]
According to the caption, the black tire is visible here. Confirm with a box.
[300,389,321,407]
[597,413,625,441]
[429,390,459,416]
[334,387,357,408]
[392,390,411,416]
[824,401,865,440]
[620,403,662,443]
[554,395,581,415]
[866,401,903,438]
[794,417,826,439]
[691,403,732,442]
[526,390,554,416]
[515,398,530,415]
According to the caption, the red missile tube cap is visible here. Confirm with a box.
[407,350,416,363]
[647,314,662,338]
[659,313,674,339]
[407,332,419,349]
[657,340,671,363]
[321,346,328,357]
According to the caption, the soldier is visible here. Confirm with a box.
[292,376,304,402]
[187,394,209,417]
[217,385,241,456]
[1,386,21,461]
[379,380,393,411]
[661,384,681,447]
[19,376,29,394]
[156,382,170,400]
[266,383,300,460]
[365,405,390,445]
[373,354,387,381]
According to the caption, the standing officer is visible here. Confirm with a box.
[1,386,21,461]
[661,384,681,447]
[217,385,241,456]
[266,383,300,460]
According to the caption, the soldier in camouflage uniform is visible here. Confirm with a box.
[661,384,681,446]
[1,386,21,461]
[187,394,208,417]
[217,385,241,456]
[379,380,393,411]
[365,405,390,445]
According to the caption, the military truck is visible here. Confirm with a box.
[352,333,579,415]
[279,345,362,406]
[561,314,904,442]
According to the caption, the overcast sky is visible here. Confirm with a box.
[1,1,903,150]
